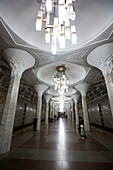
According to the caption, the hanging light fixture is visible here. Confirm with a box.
[36,0,77,55]
[54,66,69,96]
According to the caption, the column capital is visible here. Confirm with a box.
[87,43,113,76]
[71,94,80,103]
[44,94,52,103]
[2,48,35,78]
[34,84,48,97]
[75,83,90,96]
[69,100,73,106]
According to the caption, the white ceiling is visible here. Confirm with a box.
[0,0,113,54]
[0,0,113,111]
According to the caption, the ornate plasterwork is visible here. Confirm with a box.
[44,94,52,103]
[98,54,113,76]
[71,94,80,103]
[34,84,48,97]
[2,48,35,78]
[87,43,113,76]
[75,83,90,96]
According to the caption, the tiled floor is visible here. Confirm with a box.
[0,118,113,170]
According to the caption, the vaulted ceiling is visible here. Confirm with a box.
[0,0,113,108]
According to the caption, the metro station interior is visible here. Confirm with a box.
[0,0,113,169]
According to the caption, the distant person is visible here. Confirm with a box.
[33,115,38,131]
[78,117,86,140]
[62,115,63,119]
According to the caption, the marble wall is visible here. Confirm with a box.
[88,94,113,129]
[0,86,37,127]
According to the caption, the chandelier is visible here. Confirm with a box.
[36,0,77,55]
[54,66,69,96]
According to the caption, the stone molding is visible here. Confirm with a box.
[75,83,90,96]
[44,94,52,103]
[71,94,80,103]
[2,48,35,78]
[87,43,113,76]
[34,84,48,97]
[69,100,73,106]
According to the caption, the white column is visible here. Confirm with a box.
[70,100,74,122]
[87,43,113,119]
[34,84,48,130]
[53,103,56,118]
[71,94,80,134]
[75,83,90,132]
[0,48,35,153]
[44,95,52,125]
[50,100,54,118]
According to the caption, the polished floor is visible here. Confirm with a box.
[0,118,113,170]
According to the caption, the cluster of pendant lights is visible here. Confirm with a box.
[54,66,69,96]
[36,0,77,54]
[54,66,69,111]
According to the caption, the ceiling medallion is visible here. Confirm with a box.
[36,0,77,55]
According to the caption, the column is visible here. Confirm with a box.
[0,48,35,153]
[87,42,113,119]
[50,100,54,118]
[75,83,90,132]
[34,84,48,130]
[44,95,52,125]
[71,94,80,134]
[53,103,56,118]
[70,100,74,122]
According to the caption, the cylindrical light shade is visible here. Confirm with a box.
[36,19,42,31]
[46,0,52,12]
[45,28,50,43]
[71,26,77,44]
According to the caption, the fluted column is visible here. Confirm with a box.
[0,48,35,153]
[70,100,74,122]
[75,83,90,132]
[71,94,80,134]
[87,43,113,119]
[34,84,48,130]
[44,95,52,125]
[50,100,54,118]
[53,103,56,118]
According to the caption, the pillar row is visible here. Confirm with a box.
[0,48,35,154]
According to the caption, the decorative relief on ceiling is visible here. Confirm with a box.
[91,71,105,84]
[0,20,15,45]
[83,68,100,84]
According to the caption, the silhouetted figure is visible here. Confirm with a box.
[33,115,38,131]
[62,115,63,119]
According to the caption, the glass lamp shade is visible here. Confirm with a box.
[45,28,50,43]
[71,26,77,44]
[36,19,42,31]
[46,0,52,12]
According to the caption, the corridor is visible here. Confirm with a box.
[0,118,113,170]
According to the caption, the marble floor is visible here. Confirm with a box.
[0,118,113,170]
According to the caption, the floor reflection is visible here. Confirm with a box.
[58,118,66,151]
